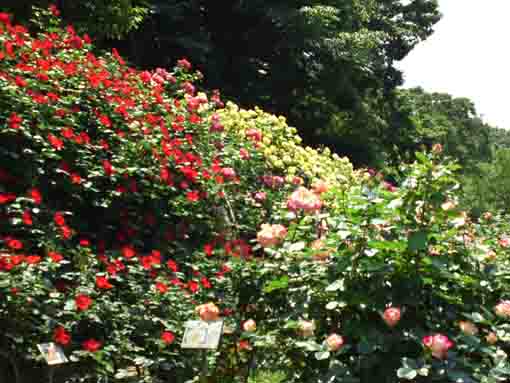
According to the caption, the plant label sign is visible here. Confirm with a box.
[181,320,224,349]
[37,343,68,365]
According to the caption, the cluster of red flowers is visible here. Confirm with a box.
[0,5,251,358]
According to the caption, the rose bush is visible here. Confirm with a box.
[1,6,510,383]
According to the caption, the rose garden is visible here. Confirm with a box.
[1,7,510,383]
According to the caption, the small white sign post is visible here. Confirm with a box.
[181,320,224,382]
[37,343,68,366]
[37,343,68,383]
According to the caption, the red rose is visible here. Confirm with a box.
[166,259,178,272]
[48,251,63,263]
[22,210,33,225]
[8,113,22,129]
[161,331,175,345]
[0,193,16,204]
[53,326,70,345]
[29,188,42,204]
[75,294,92,311]
[95,276,113,289]
[7,238,23,250]
[122,245,136,258]
[25,255,41,265]
[48,133,64,150]
[82,338,101,352]
[186,190,200,202]
[60,225,73,239]
[155,282,168,293]
[14,76,27,87]
[54,212,66,226]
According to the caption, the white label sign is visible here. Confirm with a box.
[37,343,68,365]
[181,320,224,349]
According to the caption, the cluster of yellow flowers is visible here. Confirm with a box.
[218,102,355,187]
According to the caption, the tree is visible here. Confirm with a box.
[3,0,150,39]
[109,0,441,164]
[385,87,493,169]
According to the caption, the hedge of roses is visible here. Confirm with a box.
[1,6,510,383]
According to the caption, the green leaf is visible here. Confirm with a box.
[397,367,417,380]
[408,231,428,251]
[263,276,289,293]
[325,279,344,292]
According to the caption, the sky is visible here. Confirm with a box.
[396,1,510,129]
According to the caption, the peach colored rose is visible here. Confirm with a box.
[326,333,344,351]
[287,187,322,214]
[383,307,401,328]
[298,320,315,337]
[458,321,478,336]
[256,224,287,248]
[422,334,453,359]
[195,302,220,321]
[243,319,257,333]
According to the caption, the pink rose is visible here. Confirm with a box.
[256,224,287,248]
[326,333,344,351]
[221,167,236,179]
[494,300,510,318]
[287,187,322,214]
[254,192,267,202]
[499,238,510,248]
[245,129,262,142]
[239,148,250,160]
[422,334,453,359]
[382,307,401,328]
[195,302,220,321]
[458,321,478,336]
[311,180,329,195]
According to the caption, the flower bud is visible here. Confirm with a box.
[458,321,478,336]
[486,332,498,345]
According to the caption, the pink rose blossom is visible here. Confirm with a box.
[311,180,329,195]
[239,148,250,160]
[326,333,344,351]
[221,167,236,179]
[422,334,454,359]
[287,187,322,214]
[256,224,287,248]
[254,192,267,202]
[195,302,220,321]
[494,300,510,318]
[499,237,510,248]
[458,321,478,336]
[382,307,401,328]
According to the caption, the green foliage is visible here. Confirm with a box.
[386,87,493,169]
[462,148,510,214]
[3,0,150,39]
[104,0,440,164]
